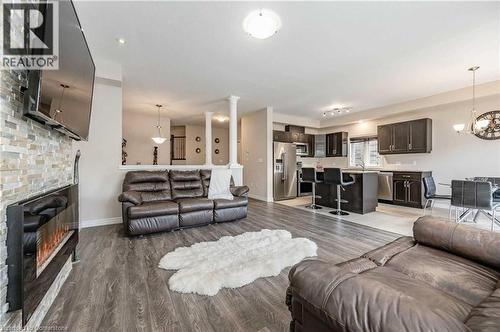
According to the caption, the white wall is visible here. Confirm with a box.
[75,72,124,226]
[122,111,171,165]
[184,125,229,165]
[300,94,500,195]
[241,107,273,201]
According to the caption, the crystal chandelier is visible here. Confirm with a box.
[151,104,167,144]
[453,66,489,134]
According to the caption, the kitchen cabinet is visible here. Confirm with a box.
[377,118,432,155]
[273,130,315,156]
[326,132,348,157]
[392,171,431,208]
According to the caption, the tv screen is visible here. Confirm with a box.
[24,0,95,140]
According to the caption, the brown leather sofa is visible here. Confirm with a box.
[118,170,249,236]
[287,216,500,332]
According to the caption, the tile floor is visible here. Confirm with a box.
[277,196,499,236]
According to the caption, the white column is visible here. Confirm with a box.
[205,111,213,165]
[228,95,240,167]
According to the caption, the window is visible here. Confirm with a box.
[349,137,380,167]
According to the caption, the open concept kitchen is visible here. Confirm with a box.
[272,103,499,236]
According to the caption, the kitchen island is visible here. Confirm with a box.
[315,170,378,214]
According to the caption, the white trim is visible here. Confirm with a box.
[80,217,121,229]
[248,193,272,202]
[118,164,229,171]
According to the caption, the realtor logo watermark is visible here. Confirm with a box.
[2,1,59,70]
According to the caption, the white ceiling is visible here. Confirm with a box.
[74,1,500,122]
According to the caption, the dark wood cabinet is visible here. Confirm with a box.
[307,135,315,157]
[378,125,392,153]
[377,118,432,155]
[273,129,315,156]
[392,171,431,208]
[326,132,348,157]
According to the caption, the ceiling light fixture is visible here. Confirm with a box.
[322,106,352,118]
[215,115,227,122]
[116,37,126,45]
[243,9,281,39]
[453,66,489,134]
[151,104,167,144]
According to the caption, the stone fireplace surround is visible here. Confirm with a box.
[0,70,75,329]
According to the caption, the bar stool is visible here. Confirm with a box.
[301,168,322,209]
[324,168,355,216]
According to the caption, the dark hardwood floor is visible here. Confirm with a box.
[42,199,400,332]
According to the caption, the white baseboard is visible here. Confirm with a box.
[80,217,121,229]
[248,193,270,202]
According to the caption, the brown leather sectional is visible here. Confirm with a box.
[287,216,500,332]
[118,170,249,236]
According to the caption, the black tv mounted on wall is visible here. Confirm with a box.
[23,0,95,141]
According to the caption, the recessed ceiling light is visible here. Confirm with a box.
[116,37,126,45]
[243,9,281,39]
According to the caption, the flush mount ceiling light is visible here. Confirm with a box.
[322,107,352,117]
[116,37,126,45]
[453,66,490,135]
[215,115,228,123]
[151,104,167,144]
[243,9,282,39]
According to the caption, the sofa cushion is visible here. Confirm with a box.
[175,197,214,213]
[128,201,179,219]
[122,171,172,201]
[386,244,500,307]
[214,197,248,209]
[170,170,203,199]
[465,287,500,331]
[289,258,471,332]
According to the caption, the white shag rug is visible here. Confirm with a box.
[158,229,317,296]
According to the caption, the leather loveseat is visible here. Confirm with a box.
[287,216,500,332]
[118,170,249,236]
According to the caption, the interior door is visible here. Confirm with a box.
[377,125,392,153]
[392,122,410,153]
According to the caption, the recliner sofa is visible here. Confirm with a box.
[287,216,500,332]
[118,170,249,236]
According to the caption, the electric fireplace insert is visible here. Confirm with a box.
[6,184,79,325]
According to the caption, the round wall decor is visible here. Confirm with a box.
[195,136,201,142]
[475,110,500,140]
[214,138,220,144]
[195,148,201,153]
[214,149,220,154]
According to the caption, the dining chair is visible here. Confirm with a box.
[474,177,500,229]
[451,180,499,230]
[422,176,451,217]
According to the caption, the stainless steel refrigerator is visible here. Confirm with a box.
[273,142,297,201]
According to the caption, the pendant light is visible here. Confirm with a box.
[453,66,489,134]
[151,104,167,144]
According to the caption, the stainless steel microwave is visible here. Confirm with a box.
[294,142,309,156]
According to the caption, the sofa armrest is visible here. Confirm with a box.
[230,185,249,197]
[118,191,142,205]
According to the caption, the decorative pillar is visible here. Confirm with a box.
[205,111,213,165]
[228,95,240,167]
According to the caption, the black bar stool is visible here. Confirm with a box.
[324,168,355,215]
[301,168,322,209]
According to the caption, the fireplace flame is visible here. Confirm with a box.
[36,223,70,268]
